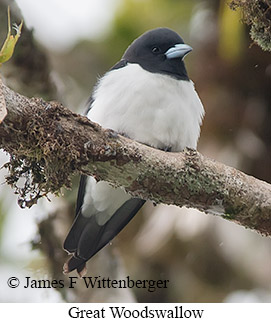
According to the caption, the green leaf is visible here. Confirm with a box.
[0,6,23,67]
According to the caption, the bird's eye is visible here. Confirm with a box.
[152,46,161,53]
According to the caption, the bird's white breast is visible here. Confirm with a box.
[87,63,204,151]
[82,63,204,219]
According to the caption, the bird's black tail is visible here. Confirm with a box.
[63,198,145,276]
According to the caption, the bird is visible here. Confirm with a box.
[63,27,204,277]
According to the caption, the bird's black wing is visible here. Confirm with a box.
[75,175,87,216]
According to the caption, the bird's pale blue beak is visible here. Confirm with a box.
[165,43,193,59]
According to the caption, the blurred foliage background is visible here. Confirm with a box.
[0,0,270,302]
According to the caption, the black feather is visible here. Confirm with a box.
[64,198,145,273]
[64,56,141,274]
[75,175,87,216]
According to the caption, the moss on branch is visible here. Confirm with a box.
[230,0,271,51]
[0,79,271,236]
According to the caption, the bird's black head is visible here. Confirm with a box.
[123,27,192,81]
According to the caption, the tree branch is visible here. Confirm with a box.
[0,77,270,236]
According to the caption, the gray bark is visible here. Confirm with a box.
[0,77,271,236]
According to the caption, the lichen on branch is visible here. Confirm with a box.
[230,0,271,51]
[0,79,271,236]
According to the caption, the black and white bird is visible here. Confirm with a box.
[63,27,204,276]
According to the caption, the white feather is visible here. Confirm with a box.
[82,177,130,224]
[88,63,204,151]
[83,63,204,218]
